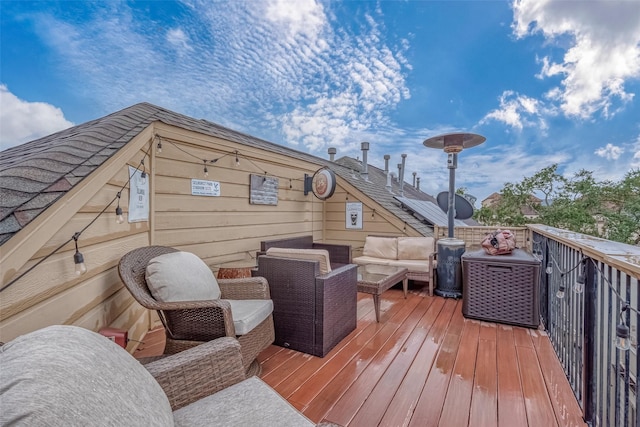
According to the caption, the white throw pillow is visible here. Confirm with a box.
[145,251,221,302]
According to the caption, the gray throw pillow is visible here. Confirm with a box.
[146,251,221,302]
[0,325,174,426]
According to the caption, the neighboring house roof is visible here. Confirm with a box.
[0,102,466,244]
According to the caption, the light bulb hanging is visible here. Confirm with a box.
[139,159,147,185]
[546,262,553,274]
[235,151,240,167]
[574,265,585,293]
[115,191,124,224]
[556,283,565,299]
[72,232,87,276]
[156,140,162,153]
[203,160,209,178]
[615,305,631,351]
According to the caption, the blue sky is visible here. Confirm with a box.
[2,0,639,205]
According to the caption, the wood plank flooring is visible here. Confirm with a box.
[136,288,587,427]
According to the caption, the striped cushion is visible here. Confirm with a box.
[265,248,332,274]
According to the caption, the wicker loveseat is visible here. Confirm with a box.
[255,236,357,357]
[0,325,334,426]
[353,235,437,296]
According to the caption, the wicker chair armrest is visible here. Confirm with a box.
[313,243,352,264]
[219,276,270,300]
[317,262,357,280]
[144,337,245,411]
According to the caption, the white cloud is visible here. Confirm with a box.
[594,143,623,160]
[25,1,409,154]
[166,28,193,53]
[480,90,548,130]
[0,85,73,150]
[512,0,640,119]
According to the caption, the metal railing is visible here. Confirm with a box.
[530,225,639,427]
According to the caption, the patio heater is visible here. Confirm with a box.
[423,132,485,298]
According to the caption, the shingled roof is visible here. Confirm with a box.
[0,102,459,245]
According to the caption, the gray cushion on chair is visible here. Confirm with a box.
[173,376,314,426]
[226,299,274,335]
[0,325,173,426]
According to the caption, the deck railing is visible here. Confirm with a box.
[440,224,638,426]
[527,225,638,427]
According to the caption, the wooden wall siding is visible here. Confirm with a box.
[1,120,424,346]
[0,140,152,343]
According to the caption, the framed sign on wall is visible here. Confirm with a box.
[346,202,363,229]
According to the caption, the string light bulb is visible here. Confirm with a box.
[72,232,87,276]
[203,160,209,178]
[156,140,162,153]
[546,262,553,274]
[139,159,147,185]
[235,151,240,167]
[556,283,565,299]
[615,305,631,351]
[574,270,585,294]
[115,191,124,224]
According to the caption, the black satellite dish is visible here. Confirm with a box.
[436,192,474,220]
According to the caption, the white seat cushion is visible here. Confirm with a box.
[265,247,332,274]
[225,299,274,335]
[146,251,221,302]
[173,376,313,426]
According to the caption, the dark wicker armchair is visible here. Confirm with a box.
[255,254,357,357]
[118,245,274,376]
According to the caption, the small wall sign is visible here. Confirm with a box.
[346,202,363,229]
[191,179,220,196]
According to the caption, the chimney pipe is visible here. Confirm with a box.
[399,154,407,197]
[384,154,390,174]
[328,147,336,162]
[360,142,369,180]
[412,172,417,187]
[416,177,420,191]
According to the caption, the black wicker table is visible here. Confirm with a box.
[357,265,408,322]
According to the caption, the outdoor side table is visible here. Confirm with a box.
[357,264,408,322]
[462,249,541,328]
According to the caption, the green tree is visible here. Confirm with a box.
[474,165,639,244]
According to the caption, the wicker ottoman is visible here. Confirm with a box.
[462,249,541,328]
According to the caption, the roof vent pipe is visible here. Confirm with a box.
[399,154,407,197]
[386,171,393,192]
[412,172,417,187]
[360,142,369,180]
[384,154,390,174]
[328,147,336,162]
[397,164,402,182]
[416,177,421,191]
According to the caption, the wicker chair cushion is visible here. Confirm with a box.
[146,251,221,302]
[0,325,173,426]
[362,236,398,260]
[225,299,274,335]
[397,237,435,260]
[265,247,332,274]
[173,376,313,426]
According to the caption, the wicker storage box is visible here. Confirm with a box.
[462,249,541,328]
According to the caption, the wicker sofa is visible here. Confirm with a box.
[255,236,357,357]
[353,235,436,296]
[0,325,336,426]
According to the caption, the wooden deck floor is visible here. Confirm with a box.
[136,288,587,427]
